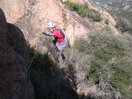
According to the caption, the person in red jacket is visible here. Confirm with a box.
[43,22,67,61]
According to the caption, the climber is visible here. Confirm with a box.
[42,22,67,61]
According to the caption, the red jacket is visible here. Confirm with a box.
[52,28,65,43]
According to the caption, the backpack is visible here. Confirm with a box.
[55,28,65,39]
[53,28,66,44]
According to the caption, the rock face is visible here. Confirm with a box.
[0,8,34,99]
[0,0,29,23]
[0,0,120,98]
[0,0,118,47]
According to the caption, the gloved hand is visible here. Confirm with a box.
[42,32,49,35]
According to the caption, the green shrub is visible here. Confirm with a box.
[64,1,80,11]
[29,47,55,99]
[64,1,102,22]
[74,27,132,98]
[110,56,132,98]
[116,17,132,35]
[28,46,54,71]
[104,19,109,25]
[64,1,87,11]
[42,37,52,46]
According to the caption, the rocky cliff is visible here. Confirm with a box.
[0,0,121,99]
[0,0,119,48]
[0,8,34,99]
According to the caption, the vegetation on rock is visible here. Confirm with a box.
[64,1,102,22]
[64,26,132,98]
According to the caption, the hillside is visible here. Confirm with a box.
[0,0,132,99]
[89,0,132,35]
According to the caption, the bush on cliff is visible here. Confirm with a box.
[64,1,102,22]
[64,26,132,98]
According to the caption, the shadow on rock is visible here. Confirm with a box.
[29,47,79,99]
[0,8,34,99]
